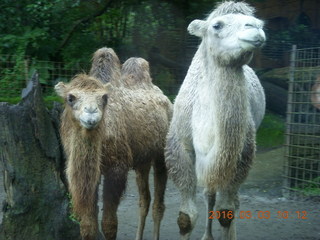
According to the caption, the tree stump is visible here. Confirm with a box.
[0,73,80,240]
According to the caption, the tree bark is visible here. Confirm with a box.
[0,73,80,240]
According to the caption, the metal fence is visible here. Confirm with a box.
[0,55,90,99]
[284,45,320,199]
[0,54,181,100]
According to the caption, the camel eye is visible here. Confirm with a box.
[102,94,108,105]
[213,22,223,30]
[67,94,76,106]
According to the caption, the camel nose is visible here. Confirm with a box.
[84,106,98,114]
[87,118,97,126]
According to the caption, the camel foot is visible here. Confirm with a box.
[178,211,192,237]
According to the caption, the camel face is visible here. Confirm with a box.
[67,90,108,130]
[188,14,265,65]
[55,75,111,130]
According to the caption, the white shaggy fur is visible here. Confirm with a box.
[165,2,266,240]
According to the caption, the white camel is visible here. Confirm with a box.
[165,1,266,240]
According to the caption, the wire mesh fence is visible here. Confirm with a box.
[0,55,90,99]
[284,45,320,199]
[0,54,182,101]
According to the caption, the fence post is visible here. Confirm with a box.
[283,44,297,198]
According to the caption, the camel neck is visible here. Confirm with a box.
[197,45,245,85]
[195,45,249,153]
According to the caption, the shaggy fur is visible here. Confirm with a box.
[89,47,122,86]
[121,57,153,89]
[56,48,172,240]
[165,1,266,240]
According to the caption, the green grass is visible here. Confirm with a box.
[256,112,285,148]
[0,96,22,104]
[43,95,63,108]
[0,95,62,109]
[292,177,320,196]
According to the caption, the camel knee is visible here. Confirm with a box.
[153,201,165,221]
[139,193,151,216]
[101,217,117,240]
[80,219,99,240]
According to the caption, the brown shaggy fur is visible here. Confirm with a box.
[121,57,153,89]
[89,47,122,86]
[57,48,172,240]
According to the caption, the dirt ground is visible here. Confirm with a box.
[1,147,319,240]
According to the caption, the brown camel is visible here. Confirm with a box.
[55,48,172,240]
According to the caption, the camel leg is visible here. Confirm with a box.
[77,187,100,240]
[201,189,216,240]
[165,136,198,240]
[215,187,239,240]
[135,162,152,240]
[152,156,168,240]
[101,169,128,240]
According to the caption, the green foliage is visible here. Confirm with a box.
[256,112,285,148]
[0,54,27,97]
[0,95,63,110]
[0,97,22,104]
[66,193,80,224]
[153,67,176,95]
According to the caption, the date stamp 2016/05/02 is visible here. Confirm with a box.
[208,210,308,220]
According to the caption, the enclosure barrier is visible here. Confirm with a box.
[0,55,180,100]
[284,45,320,199]
[0,55,90,99]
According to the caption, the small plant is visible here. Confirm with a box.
[66,193,80,224]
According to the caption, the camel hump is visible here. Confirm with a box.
[89,47,121,85]
[207,1,255,21]
[121,57,153,89]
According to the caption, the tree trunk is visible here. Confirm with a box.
[0,73,80,240]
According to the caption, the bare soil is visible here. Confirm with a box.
[1,147,319,240]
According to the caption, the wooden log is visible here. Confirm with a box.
[260,80,288,116]
[0,73,80,240]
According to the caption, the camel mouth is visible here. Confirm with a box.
[239,39,264,48]
[80,119,98,130]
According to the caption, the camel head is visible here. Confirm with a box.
[188,11,265,66]
[55,74,112,130]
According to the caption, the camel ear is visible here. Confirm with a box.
[54,82,67,97]
[103,83,113,93]
[188,20,207,37]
